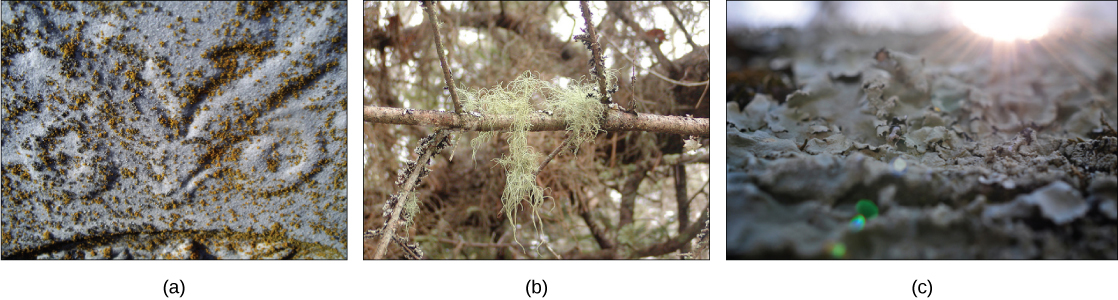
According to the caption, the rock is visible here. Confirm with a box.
[728,130,800,159]
[904,126,950,153]
[982,199,1035,222]
[1,2,348,259]
[1088,176,1118,220]
[1019,181,1088,225]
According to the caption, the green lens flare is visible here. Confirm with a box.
[849,214,866,231]
[856,199,879,220]
[831,243,846,259]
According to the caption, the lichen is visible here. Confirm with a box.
[458,70,615,238]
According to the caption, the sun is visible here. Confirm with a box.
[952,1,1065,41]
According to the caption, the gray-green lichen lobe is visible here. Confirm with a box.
[2,1,347,259]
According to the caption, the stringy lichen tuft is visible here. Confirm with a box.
[459,70,614,235]
[544,69,614,148]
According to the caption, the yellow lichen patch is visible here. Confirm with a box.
[236,1,278,21]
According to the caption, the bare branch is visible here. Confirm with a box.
[608,2,678,73]
[662,1,701,50]
[436,237,521,248]
[648,69,710,86]
[604,38,708,88]
[578,1,609,103]
[578,208,615,250]
[363,106,710,137]
[630,203,709,258]
[617,164,649,229]
[535,134,574,177]
[422,1,464,114]
[673,164,690,255]
[568,203,709,259]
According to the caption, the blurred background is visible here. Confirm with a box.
[728,1,1116,33]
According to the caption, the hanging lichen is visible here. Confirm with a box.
[458,70,614,241]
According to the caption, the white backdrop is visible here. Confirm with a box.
[2,1,1116,299]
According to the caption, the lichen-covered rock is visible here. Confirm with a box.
[903,126,954,153]
[1088,176,1118,220]
[1061,137,1118,173]
[2,2,347,259]
[728,129,800,161]
[728,20,1117,259]
[1019,181,1088,225]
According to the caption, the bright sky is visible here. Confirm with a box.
[727,1,818,29]
[953,2,1064,41]
[728,1,1117,40]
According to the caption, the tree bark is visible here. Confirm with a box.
[674,164,690,256]
[617,163,649,229]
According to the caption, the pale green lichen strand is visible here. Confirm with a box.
[459,70,615,231]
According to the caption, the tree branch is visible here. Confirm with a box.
[374,129,452,259]
[579,209,615,250]
[453,10,587,70]
[608,2,678,74]
[617,163,649,229]
[673,164,690,255]
[573,191,615,250]
[363,106,709,137]
[436,237,521,248]
[567,203,709,259]
[535,134,573,177]
[422,1,464,114]
[662,1,701,50]
[579,1,609,104]
[630,203,708,258]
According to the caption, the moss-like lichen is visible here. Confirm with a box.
[459,70,615,241]
[401,192,419,230]
[544,69,615,148]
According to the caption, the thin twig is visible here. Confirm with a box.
[605,39,708,87]
[392,236,423,260]
[542,241,562,259]
[567,202,710,259]
[694,81,708,109]
[687,179,710,206]
[662,1,700,50]
[422,1,464,114]
[648,70,710,86]
[436,237,522,248]
[534,134,574,177]
[579,1,609,103]
[608,2,678,73]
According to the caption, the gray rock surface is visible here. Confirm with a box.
[2,1,347,259]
